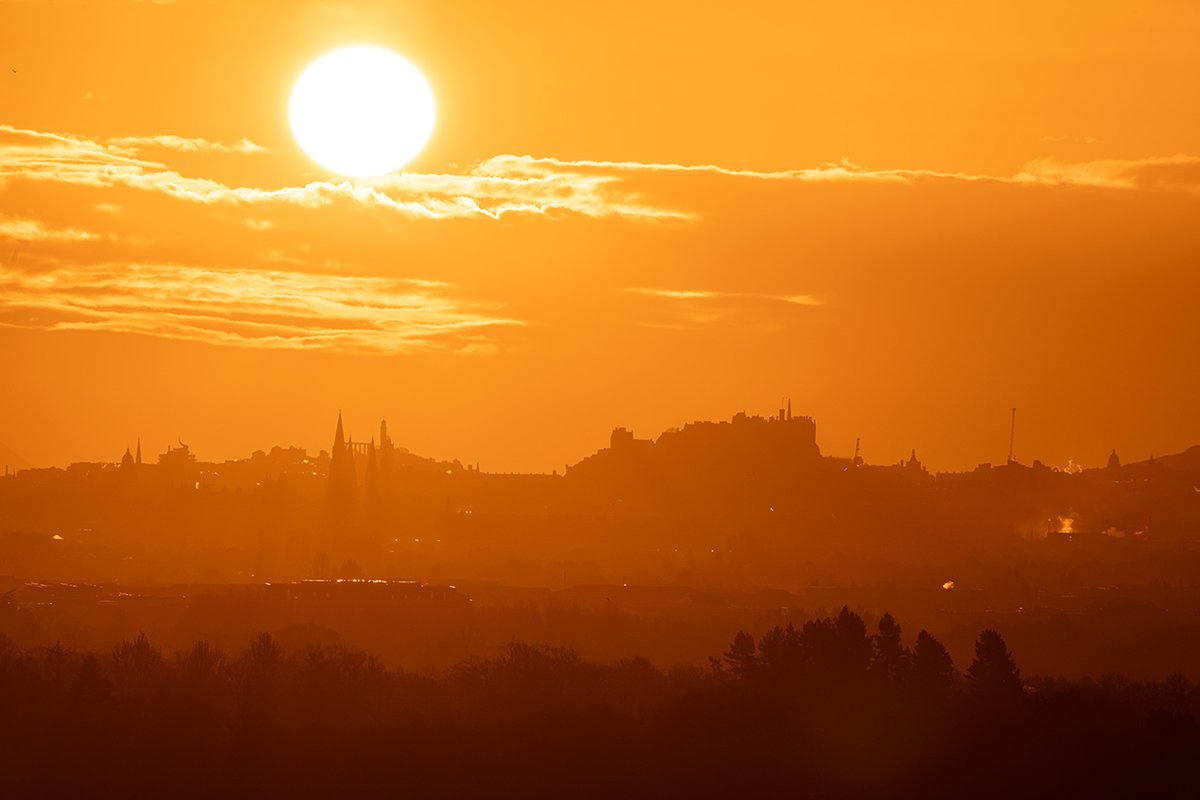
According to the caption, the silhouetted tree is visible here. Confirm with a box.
[967,628,1022,701]
[180,640,226,683]
[912,629,955,693]
[110,632,166,717]
[799,616,837,678]
[111,632,162,676]
[722,630,757,678]
[871,612,910,684]
[757,622,801,678]
[834,606,871,678]
[68,653,113,720]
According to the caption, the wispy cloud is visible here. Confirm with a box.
[624,287,824,305]
[1016,155,1200,192]
[4,124,1196,228]
[0,125,688,221]
[1040,135,1098,145]
[107,134,269,154]
[0,216,104,243]
[0,261,522,354]
[623,287,825,330]
[477,155,998,185]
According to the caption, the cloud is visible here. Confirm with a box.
[0,216,104,243]
[0,125,688,221]
[5,124,1197,230]
[1040,135,1097,145]
[0,261,522,354]
[491,152,1200,196]
[1016,155,1200,192]
[622,287,825,330]
[107,134,270,154]
[477,155,998,186]
[454,342,500,357]
[0,124,159,176]
[624,287,824,305]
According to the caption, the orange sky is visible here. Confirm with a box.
[2,0,1199,472]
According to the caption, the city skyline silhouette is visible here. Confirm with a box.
[0,400,1184,477]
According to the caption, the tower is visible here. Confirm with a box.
[332,412,346,454]
[377,418,394,487]
[135,437,142,466]
[328,412,355,512]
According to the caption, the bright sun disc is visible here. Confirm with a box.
[290,45,436,178]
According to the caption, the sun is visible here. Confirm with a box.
[289,45,436,178]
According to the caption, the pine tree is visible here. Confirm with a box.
[835,606,871,677]
[722,630,758,678]
[913,629,955,692]
[967,628,1022,700]
[871,612,910,684]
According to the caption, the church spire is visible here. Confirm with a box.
[333,411,346,453]
[135,437,142,466]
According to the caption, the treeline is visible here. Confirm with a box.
[0,610,1196,799]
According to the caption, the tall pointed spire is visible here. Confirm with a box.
[135,437,142,466]
[327,411,356,532]
[333,411,346,452]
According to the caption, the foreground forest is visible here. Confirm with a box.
[2,609,1195,799]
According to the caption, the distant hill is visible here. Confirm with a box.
[0,441,33,472]
[1127,444,1200,473]
[1089,444,1200,479]
[1142,448,1200,472]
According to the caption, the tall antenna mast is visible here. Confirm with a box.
[1007,407,1017,464]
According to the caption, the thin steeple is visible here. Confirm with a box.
[333,411,346,452]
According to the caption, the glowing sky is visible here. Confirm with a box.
[2,0,1199,472]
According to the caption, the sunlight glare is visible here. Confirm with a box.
[290,45,436,178]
